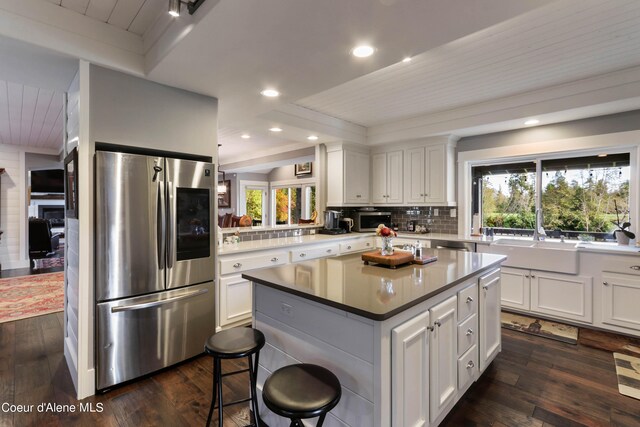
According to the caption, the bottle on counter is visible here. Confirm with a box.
[414,240,422,260]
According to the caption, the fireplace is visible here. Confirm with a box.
[39,205,65,226]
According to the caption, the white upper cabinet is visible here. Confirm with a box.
[404,142,456,206]
[327,145,371,206]
[372,150,403,204]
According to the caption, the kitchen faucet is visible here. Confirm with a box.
[533,208,547,241]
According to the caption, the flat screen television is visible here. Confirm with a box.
[31,169,64,193]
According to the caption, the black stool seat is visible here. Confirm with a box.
[263,364,342,420]
[205,327,265,358]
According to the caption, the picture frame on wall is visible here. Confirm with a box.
[294,162,312,176]
[217,180,231,208]
[64,147,78,219]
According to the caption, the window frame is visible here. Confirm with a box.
[238,180,269,226]
[269,178,316,227]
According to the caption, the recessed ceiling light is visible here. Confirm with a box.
[402,57,412,63]
[261,89,280,98]
[352,45,375,58]
[597,153,608,157]
[524,119,540,126]
[241,134,250,139]
[269,127,283,132]
[307,135,319,141]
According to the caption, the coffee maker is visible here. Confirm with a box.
[320,210,346,235]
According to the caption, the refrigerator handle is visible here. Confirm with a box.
[110,288,208,312]
[167,180,174,269]
[157,180,166,271]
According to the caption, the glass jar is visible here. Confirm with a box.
[380,236,394,256]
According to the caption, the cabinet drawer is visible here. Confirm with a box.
[220,251,288,275]
[457,314,477,356]
[458,345,478,391]
[291,244,340,262]
[457,282,478,321]
[603,258,640,277]
[340,238,374,254]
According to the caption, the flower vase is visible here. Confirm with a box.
[615,230,631,246]
[381,237,394,256]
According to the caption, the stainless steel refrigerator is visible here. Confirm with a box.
[95,150,216,390]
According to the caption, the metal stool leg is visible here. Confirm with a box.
[206,357,218,427]
[216,358,224,427]
[248,352,262,426]
[316,413,327,427]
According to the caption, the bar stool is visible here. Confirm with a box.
[204,327,265,427]
[262,363,342,427]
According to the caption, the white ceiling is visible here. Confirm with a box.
[43,0,165,35]
[4,0,640,164]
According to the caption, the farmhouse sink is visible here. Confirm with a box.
[483,238,579,274]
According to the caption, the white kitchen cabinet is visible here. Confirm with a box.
[371,151,403,204]
[327,144,370,206]
[531,271,592,323]
[404,142,456,206]
[429,295,457,423]
[479,268,501,372]
[391,311,430,427]
[290,243,340,262]
[602,272,640,330]
[219,275,253,327]
[339,237,375,254]
[501,267,531,310]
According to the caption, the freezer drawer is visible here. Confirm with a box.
[96,282,215,390]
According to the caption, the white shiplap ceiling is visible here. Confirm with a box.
[43,0,164,35]
[0,81,65,150]
[296,0,640,127]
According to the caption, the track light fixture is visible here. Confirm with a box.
[168,0,207,17]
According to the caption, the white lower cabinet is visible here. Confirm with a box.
[219,275,252,327]
[391,311,430,427]
[457,345,478,391]
[531,271,592,323]
[602,272,640,330]
[479,269,501,372]
[501,267,530,310]
[429,295,458,423]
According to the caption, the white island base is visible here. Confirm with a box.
[250,267,502,427]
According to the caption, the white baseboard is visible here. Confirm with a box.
[1,259,30,270]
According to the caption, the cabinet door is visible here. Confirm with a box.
[501,267,530,310]
[345,151,370,203]
[219,274,252,328]
[530,271,592,323]
[479,269,501,372]
[602,272,640,330]
[387,150,404,204]
[429,295,457,423]
[424,144,445,204]
[405,147,425,204]
[391,311,430,427]
[371,153,388,204]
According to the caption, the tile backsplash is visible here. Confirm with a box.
[329,206,458,235]
[220,227,323,242]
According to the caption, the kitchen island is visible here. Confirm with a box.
[243,249,506,427]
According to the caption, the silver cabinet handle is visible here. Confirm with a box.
[525,274,530,278]
[111,288,208,313]
[326,249,332,253]
[356,195,361,198]
[347,245,352,250]
[531,275,536,278]
[434,320,442,327]
[467,361,475,369]
[466,328,474,336]
[425,193,428,197]
[631,266,640,271]
[427,325,434,331]
[603,281,610,286]
[299,253,306,258]
[366,242,371,246]
[271,257,279,262]
[482,285,489,291]
[233,262,242,268]
[466,296,473,303]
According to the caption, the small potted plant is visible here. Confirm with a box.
[376,224,397,255]
[612,200,635,246]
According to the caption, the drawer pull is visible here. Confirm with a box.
[347,245,352,250]
[525,274,530,278]
[427,325,434,331]
[531,275,536,278]
[434,320,442,328]
[366,243,371,246]
[631,266,640,271]
[466,296,473,303]
[233,263,242,268]
[299,253,306,258]
[466,361,475,369]
[466,328,474,336]
[271,257,279,262]
[326,249,332,253]
[603,281,610,286]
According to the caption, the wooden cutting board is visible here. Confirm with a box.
[362,250,414,268]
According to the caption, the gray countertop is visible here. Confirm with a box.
[243,249,506,321]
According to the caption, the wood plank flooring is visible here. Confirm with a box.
[1,313,639,426]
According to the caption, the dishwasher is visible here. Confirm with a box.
[429,239,476,252]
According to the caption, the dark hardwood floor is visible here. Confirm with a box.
[1,312,639,427]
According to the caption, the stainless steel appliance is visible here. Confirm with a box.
[324,210,341,229]
[95,151,216,390]
[353,211,392,232]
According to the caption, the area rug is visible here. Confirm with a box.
[501,311,578,344]
[613,352,640,400]
[0,272,64,323]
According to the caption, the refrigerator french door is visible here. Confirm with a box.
[95,151,215,390]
